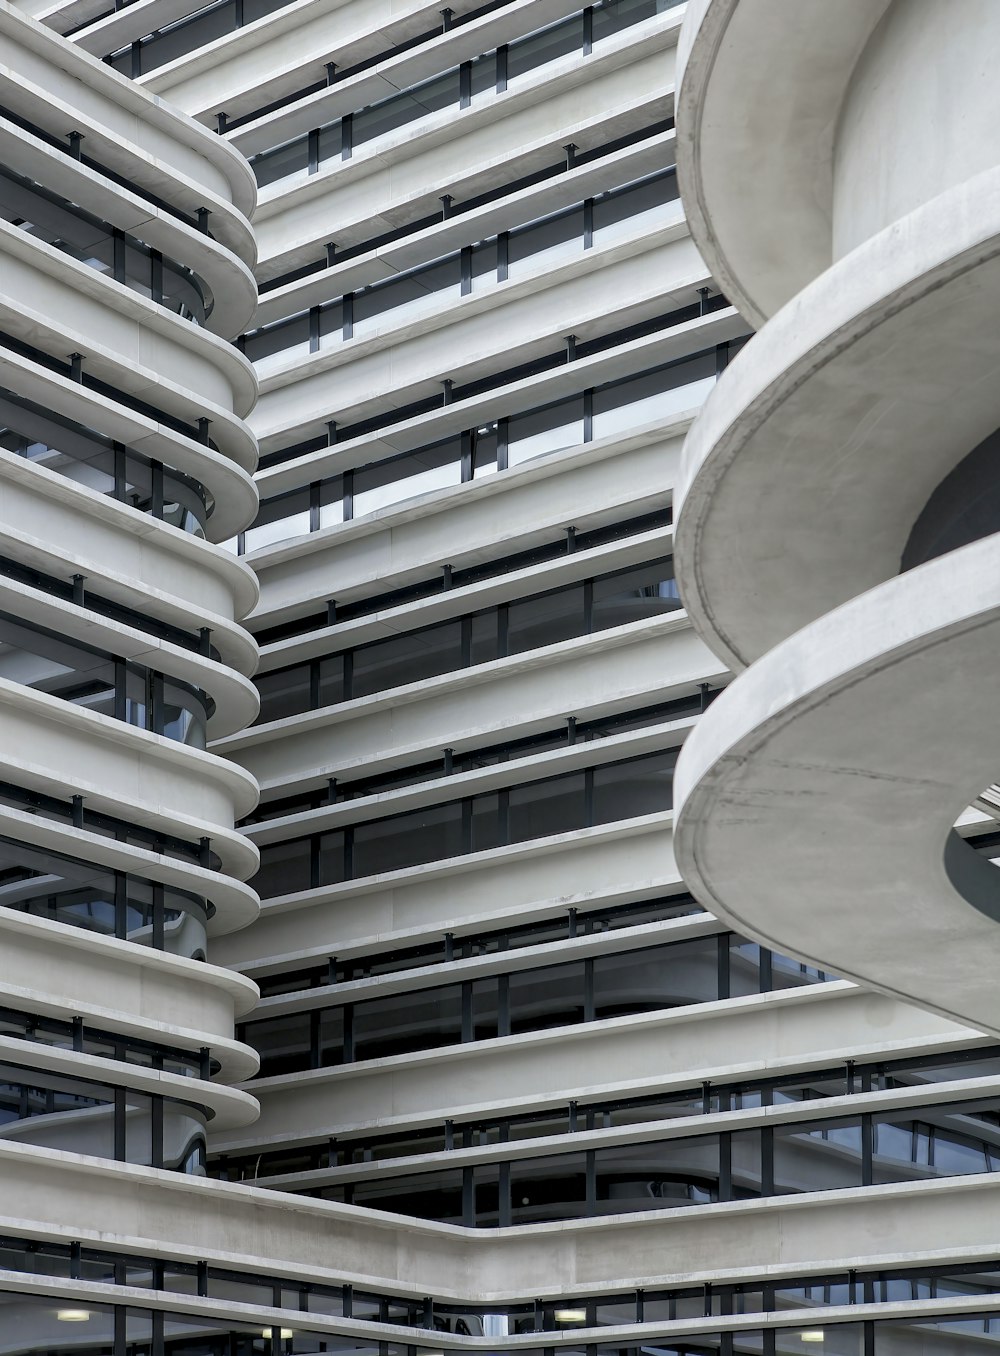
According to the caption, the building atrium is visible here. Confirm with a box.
[0,0,996,1351]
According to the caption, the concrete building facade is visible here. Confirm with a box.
[0,0,998,1352]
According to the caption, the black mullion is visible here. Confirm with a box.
[497,787,510,845]
[461,981,474,1041]
[114,1086,127,1161]
[310,833,321,890]
[717,932,730,1001]
[113,229,126,284]
[462,1166,475,1225]
[151,1094,164,1168]
[759,945,773,993]
[496,44,508,92]
[462,798,473,853]
[718,1128,732,1202]
[114,658,128,724]
[498,1159,511,1225]
[150,250,163,306]
[151,460,164,519]
[342,1004,355,1061]
[114,869,128,941]
[862,1111,874,1186]
[152,881,164,950]
[460,246,473,298]
[498,973,510,1036]
[113,442,127,501]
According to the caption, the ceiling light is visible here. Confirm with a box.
[57,1310,91,1322]
[262,1330,295,1340]
[554,1310,587,1323]
[800,1334,824,1344]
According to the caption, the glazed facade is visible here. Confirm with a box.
[0,0,996,1353]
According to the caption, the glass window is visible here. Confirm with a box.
[256,837,312,899]
[509,960,586,1035]
[591,0,661,44]
[592,352,716,440]
[353,440,463,517]
[318,829,346,886]
[507,396,583,467]
[352,622,463,698]
[354,985,463,1060]
[508,206,583,277]
[252,135,310,187]
[244,311,309,365]
[772,1117,863,1196]
[352,801,465,877]
[354,70,459,149]
[597,936,719,1013]
[253,1013,312,1077]
[593,171,678,238]
[591,749,676,824]
[591,560,680,628]
[595,1135,721,1212]
[508,771,586,842]
[511,1150,587,1224]
[256,662,311,723]
[354,257,461,335]
[508,14,582,81]
[507,583,585,654]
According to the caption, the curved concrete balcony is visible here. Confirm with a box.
[673,2,1000,1059]
[0,798,257,937]
[0,342,257,545]
[675,534,1000,1039]
[674,162,1000,673]
[0,907,258,1078]
[0,220,256,441]
[0,675,258,877]
[0,0,256,258]
[675,0,889,326]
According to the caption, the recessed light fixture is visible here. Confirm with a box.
[554,1310,588,1323]
[57,1309,91,1322]
[800,1333,824,1344]
[261,1330,295,1340]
